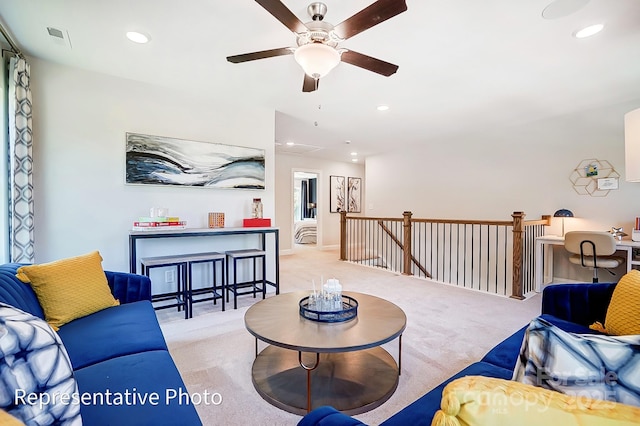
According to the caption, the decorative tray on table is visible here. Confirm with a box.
[299,295,358,323]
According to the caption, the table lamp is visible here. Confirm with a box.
[553,209,574,236]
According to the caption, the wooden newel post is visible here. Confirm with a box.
[403,211,412,275]
[511,211,525,300]
[340,211,347,261]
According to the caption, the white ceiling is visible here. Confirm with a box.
[1,0,639,163]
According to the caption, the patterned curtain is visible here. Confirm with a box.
[8,57,34,263]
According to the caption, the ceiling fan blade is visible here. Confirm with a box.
[341,50,399,76]
[302,74,318,92]
[334,0,408,40]
[226,47,293,63]
[255,0,308,34]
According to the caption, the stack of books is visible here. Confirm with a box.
[132,216,187,231]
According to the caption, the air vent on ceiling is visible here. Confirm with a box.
[46,26,72,49]
[275,143,323,155]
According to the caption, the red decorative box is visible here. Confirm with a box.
[243,218,271,227]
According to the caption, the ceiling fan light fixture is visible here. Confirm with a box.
[294,43,340,79]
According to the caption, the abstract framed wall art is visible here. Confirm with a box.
[329,175,345,213]
[125,132,265,189]
[347,177,362,213]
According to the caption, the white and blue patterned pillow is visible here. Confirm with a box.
[0,303,81,425]
[513,316,640,407]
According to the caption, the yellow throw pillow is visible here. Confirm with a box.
[16,251,119,330]
[592,269,640,335]
[0,409,26,426]
[432,376,640,426]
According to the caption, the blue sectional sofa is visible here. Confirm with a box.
[0,263,202,425]
[298,282,616,426]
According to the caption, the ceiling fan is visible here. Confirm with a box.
[226,0,408,92]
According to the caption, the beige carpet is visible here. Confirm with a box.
[157,247,542,426]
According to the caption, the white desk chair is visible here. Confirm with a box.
[564,231,625,283]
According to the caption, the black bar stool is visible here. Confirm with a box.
[185,252,226,317]
[140,255,189,319]
[225,249,266,309]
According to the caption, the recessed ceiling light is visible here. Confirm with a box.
[126,31,150,44]
[542,0,590,20]
[573,24,604,39]
[286,141,295,146]
[352,158,358,162]
[350,152,358,156]
[377,105,389,111]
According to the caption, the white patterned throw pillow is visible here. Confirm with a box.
[513,316,640,407]
[0,303,81,425]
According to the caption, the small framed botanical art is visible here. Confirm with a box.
[347,177,362,213]
[329,175,345,213]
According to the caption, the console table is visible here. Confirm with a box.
[534,234,640,292]
[128,227,279,294]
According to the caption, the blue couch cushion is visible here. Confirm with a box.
[479,325,527,371]
[74,350,201,426]
[57,301,168,370]
[297,406,366,426]
[539,313,605,334]
[104,271,151,304]
[0,264,44,319]
[380,361,513,426]
[541,283,615,326]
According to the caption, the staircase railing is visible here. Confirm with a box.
[339,211,550,299]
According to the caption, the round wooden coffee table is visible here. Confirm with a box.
[244,291,406,415]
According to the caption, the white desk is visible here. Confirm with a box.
[535,235,640,292]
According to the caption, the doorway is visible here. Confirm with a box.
[293,171,319,247]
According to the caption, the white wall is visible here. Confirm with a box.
[275,153,364,252]
[365,99,640,235]
[30,58,275,272]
